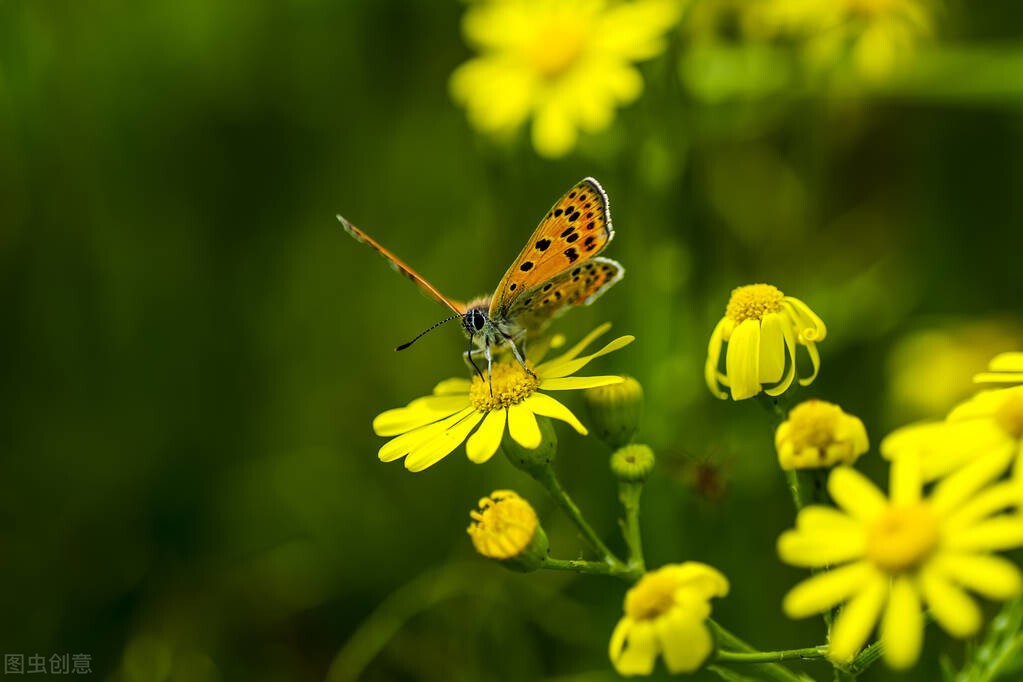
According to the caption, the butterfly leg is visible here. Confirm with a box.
[464,335,485,382]
[500,331,537,380]
[484,340,494,397]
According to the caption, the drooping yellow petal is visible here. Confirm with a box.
[655,609,711,673]
[880,576,923,670]
[920,566,981,638]
[828,573,888,664]
[404,410,484,472]
[783,561,876,618]
[765,316,798,397]
[725,319,761,400]
[507,402,542,449]
[610,619,659,676]
[828,466,888,523]
[466,409,507,463]
[523,393,587,435]
[758,312,786,385]
[704,317,729,399]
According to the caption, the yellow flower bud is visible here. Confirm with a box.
[467,490,549,572]
[775,399,869,470]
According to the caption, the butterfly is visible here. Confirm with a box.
[338,177,624,385]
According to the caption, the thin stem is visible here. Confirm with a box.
[785,468,804,511]
[708,620,809,682]
[535,465,628,572]
[542,557,636,578]
[617,481,646,573]
[716,646,828,663]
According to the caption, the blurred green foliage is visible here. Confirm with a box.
[2,0,1023,680]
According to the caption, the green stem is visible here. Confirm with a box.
[716,646,828,663]
[542,556,636,578]
[708,620,809,682]
[535,465,628,572]
[617,481,646,573]
[785,468,805,511]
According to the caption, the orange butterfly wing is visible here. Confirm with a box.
[504,257,624,333]
[338,215,466,315]
[488,177,614,322]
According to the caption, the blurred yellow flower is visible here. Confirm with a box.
[609,562,729,676]
[449,0,681,158]
[467,490,549,570]
[705,283,826,401]
[754,0,934,81]
[882,385,1023,481]
[779,453,1023,669]
[776,400,869,470]
[372,325,632,471]
[975,352,1023,387]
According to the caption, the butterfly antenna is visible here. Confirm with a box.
[396,314,462,351]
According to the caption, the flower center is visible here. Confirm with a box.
[469,361,540,411]
[866,503,940,574]
[995,391,1023,440]
[725,284,785,323]
[625,571,678,621]
[527,23,586,79]
[467,491,538,560]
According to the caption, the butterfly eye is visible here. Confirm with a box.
[468,309,487,332]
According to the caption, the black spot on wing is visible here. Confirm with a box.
[535,238,551,251]
[564,247,579,263]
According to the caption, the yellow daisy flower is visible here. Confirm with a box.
[705,283,827,401]
[609,562,729,676]
[882,385,1023,481]
[449,0,681,158]
[373,325,632,472]
[754,0,934,81]
[779,451,1023,669]
[975,352,1023,387]
[775,399,869,470]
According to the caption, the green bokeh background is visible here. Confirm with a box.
[3,1,1023,680]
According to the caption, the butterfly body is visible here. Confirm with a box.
[339,178,623,382]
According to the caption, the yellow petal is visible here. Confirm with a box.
[757,313,786,385]
[944,517,1023,553]
[507,402,542,449]
[404,410,483,472]
[784,296,827,342]
[378,408,474,462]
[538,335,634,379]
[827,573,888,664]
[725,319,761,400]
[546,323,611,367]
[611,619,658,676]
[594,0,680,61]
[880,576,923,670]
[777,527,866,567]
[531,96,578,159]
[372,395,469,436]
[944,482,1020,532]
[828,467,887,523]
[889,452,922,506]
[931,446,1015,516]
[931,553,1022,601]
[656,610,711,673]
[782,561,876,618]
[765,316,797,397]
[920,566,981,638]
[523,393,587,435]
[608,617,632,667]
[465,409,507,463]
[540,375,624,391]
[433,378,472,395]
